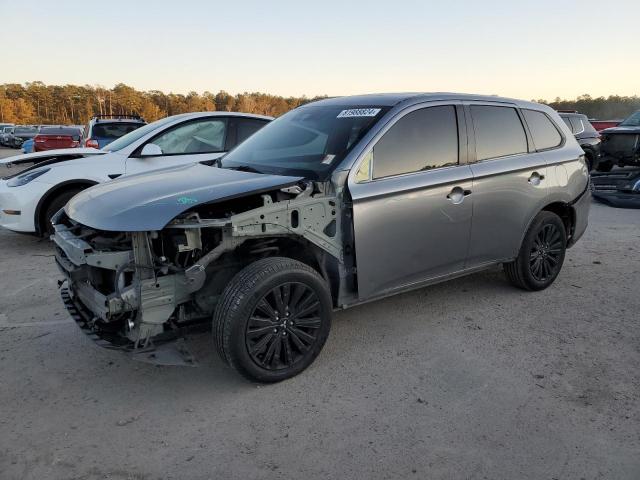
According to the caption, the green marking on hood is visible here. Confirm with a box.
[177,196,198,205]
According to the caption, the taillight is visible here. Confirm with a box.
[85,139,99,149]
[34,135,46,143]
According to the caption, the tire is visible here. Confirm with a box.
[213,257,332,382]
[504,211,567,291]
[42,188,84,235]
[596,160,613,172]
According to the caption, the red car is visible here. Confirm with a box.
[33,126,83,152]
[589,119,622,132]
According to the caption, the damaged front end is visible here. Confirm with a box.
[53,182,344,365]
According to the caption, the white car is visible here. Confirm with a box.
[0,112,271,234]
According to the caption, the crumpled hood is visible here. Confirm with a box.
[65,162,303,231]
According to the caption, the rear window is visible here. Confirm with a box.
[523,110,562,150]
[39,127,81,136]
[14,127,37,135]
[92,123,143,140]
[470,106,528,161]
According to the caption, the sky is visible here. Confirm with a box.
[1,0,638,100]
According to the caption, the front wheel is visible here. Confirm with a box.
[504,211,567,291]
[213,257,332,382]
[42,188,84,236]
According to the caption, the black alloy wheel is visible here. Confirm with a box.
[504,211,567,291]
[529,223,563,282]
[213,257,332,382]
[245,282,322,370]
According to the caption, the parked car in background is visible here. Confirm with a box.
[0,123,14,139]
[1,126,14,146]
[33,126,83,152]
[590,119,622,132]
[51,93,590,382]
[83,114,146,149]
[7,125,39,148]
[598,110,640,171]
[558,112,601,171]
[0,112,272,234]
[22,138,34,153]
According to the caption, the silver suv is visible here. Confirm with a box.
[53,93,590,382]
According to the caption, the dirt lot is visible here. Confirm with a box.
[0,146,639,479]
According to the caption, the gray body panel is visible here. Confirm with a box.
[65,163,302,231]
[342,94,588,302]
[350,165,473,298]
[466,154,549,265]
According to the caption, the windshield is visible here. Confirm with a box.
[221,105,389,180]
[620,110,640,127]
[102,116,175,152]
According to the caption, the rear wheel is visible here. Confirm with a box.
[504,211,567,291]
[42,188,84,235]
[213,257,332,382]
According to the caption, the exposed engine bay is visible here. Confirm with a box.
[53,180,352,363]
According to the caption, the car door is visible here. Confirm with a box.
[125,117,230,175]
[348,103,474,300]
[464,103,550,267]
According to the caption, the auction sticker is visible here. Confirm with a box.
[337,108,381,118]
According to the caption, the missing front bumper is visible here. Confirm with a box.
[60,283,198,367]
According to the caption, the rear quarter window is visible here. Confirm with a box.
[236,119,268,145]
[523,109,563,150]
[470,106,528,161]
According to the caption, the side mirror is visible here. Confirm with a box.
[140,143,163,157]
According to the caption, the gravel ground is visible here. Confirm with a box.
[0,146,639,479]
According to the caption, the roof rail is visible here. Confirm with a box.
[91,114,145,121]
[556,110,579,114]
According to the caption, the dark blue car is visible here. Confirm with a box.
[82,114,146,149]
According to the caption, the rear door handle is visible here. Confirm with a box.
[446,186,472,205]
[528,171,545,185]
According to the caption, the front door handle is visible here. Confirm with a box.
[528,171,545,186]
[446,186,472,205]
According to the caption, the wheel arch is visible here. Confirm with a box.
[239,236,340,303]
[34,179,98,234]
[521,201,576,250]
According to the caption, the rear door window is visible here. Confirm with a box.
[522,109,563,150]
[470,106,528,161]
[370,105,459,180]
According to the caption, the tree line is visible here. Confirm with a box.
[0,82,324,125]
[540,94,640,120]
[1,82,638,125]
